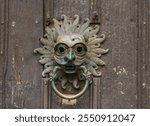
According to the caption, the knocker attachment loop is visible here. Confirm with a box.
[51,79,90,100]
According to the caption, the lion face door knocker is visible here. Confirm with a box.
[34,15,108,100]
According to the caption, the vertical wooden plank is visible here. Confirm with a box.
[92,78,101,108]
[137,0,150,108]
[0,0,4,108]
[100,0,138,108]
[89,0,101,109]
[44,0,54,22]
[0,0,9,108]
[0,2,2,108]
[89,0,101,23]
[4,0,43,108]
[53,0,89,19]
[42,0,54,109]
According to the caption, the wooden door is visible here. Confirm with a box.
[0,0,150,109]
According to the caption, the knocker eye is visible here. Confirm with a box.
[54,43,68,56]
[74,43,87,56]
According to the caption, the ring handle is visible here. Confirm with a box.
[50,79,90,100]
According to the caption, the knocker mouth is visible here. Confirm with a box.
[64,64,76,74]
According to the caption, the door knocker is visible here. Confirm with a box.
[34,15,108,100]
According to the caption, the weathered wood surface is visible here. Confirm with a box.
[137,0,150,109]
[0,0,9,108]
[0,0,150,109]
[0,0,43,108]
[100,0,138,108]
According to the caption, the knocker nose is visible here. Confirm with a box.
[65,49,75,61]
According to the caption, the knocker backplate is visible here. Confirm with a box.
[34,15,108,100]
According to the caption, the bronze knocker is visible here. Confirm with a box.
[34,15,108,100]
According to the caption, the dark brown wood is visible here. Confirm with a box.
[44,0,54,20]
[137,0,150,108]
[89,0,101,23]
[100,0,138,108]
[3,0,43,108]
[53,0,90,20]
[0,0,4,108]
[92,78,101,108]
[0,0,9,108]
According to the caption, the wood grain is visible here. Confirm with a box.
[42,0,54,109]
[137,0,150,108]
[89,0,101,109]
[100,0,138,108]
[0,0,9,108]
[4,0,43,108]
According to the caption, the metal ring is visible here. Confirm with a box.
[50,79,90,100]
